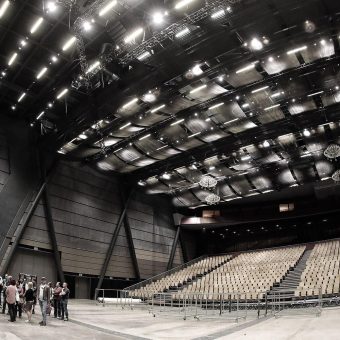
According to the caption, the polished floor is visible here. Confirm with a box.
[0,300,340,339]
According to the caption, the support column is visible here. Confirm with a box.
[179,229,189,263]
[167,226,181,271]
[95,189,134,298]
[123,214,140,280]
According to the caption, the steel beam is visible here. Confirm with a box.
[123,213,141,280]
[95,188,134,298]
[0,183,46,276]
[179,229,189,263]
[167,226,181,271]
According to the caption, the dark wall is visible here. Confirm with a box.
[0,117,39,263]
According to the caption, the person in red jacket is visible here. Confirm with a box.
[6,279,17,322]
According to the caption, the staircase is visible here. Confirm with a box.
[267,247,313,301]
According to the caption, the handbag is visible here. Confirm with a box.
[46,304,52,314]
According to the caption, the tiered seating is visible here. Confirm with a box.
[179,245,305,299]
[295,240,340,297]
[131,255,231,295]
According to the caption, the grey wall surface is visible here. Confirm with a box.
[3,161,183,281]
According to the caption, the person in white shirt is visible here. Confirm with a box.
[38,277,50,326]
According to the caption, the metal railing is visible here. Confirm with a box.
[124,255,207,291]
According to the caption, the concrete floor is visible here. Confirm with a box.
[1,300,340,339]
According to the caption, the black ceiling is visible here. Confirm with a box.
[1,0,340,208]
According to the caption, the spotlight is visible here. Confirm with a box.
[250,38,263,51]
[263,140,270,148]
[192,64,203,75]
[11,105,16,110]
[51,55,58,63]
[152,12,164,25]
[20,40,27,47]
[162,173,171,180]
[46,1,57,12]
[138,180,146,186]
[303,129,311,137]
[82,21,92,31]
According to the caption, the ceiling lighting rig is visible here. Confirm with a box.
[113,0,239,65]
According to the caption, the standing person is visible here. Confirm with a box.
[23,282,35,323]
[38,277,50,326]
[47,282,53,316]
[0,275,3,307]
[53,282,62,319]
[15,281,24,319]
[2,274,10,314]
[6,279,17,322]
[60,282,70,321]
[32,278,37,315]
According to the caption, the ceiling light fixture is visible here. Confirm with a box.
[124,27,143,44]
[152,12,164,25]
[242,103,250,108]
[150,104,165,113]
[20,39,27,47]
[56,88,68,99]
[162,173,171,180]
[46,1,57,12]
[139,134,151,140]
[156,145,167,150]
[30,17,44,34]
[175,27,190,38]
[263,140,270,148]
[82,21,92,31]
[79,134,87,140]
[287,45,307,55]
[137,51,151,61]
[192,64,203,75]
[51,55,58,63]
[171,118,184,126]
[208,102,224,110]
[119,122,131,130]
[190,84,207,94]
[235,62,257,74]
[224,118,239,125]
[250,37,263,50]
[122,97,138,109]
[271,92,283,98]
[251,85,269,93]
[188,132,201,138]
[99,0,117,16]
[264,104,280,111]
[307,90,324,97]
[36,66,48,79]
[0,0,10,19]
[36,111,45,120]
[85,60,100,74]
[175,0,196,10]
[211,9,225,19]
[62,36,77,51]
[8,52,17,66]
[18,92,26,102]
[241,155,251,161]
[303,129,311,137]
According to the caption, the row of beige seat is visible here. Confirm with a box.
[130,255,231,295]
[295,240,340,296]
[180,246,305,295]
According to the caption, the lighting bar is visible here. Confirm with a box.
[85,60,100,74]
[189,84,207,94]
[290,183,298,187]
[139,134,151,140]
[30,17,43,34]
[208,102,224,110]
[137,51,151,61]
[156,145,167,150]
[321,177,331,181]
[287,45,307,55]
[36,111,45,120]
[115,147,123,152]
[8,52,17,66]
[150,104,165,113]
[56,88,68,99]
[188,132,201,138]
[264,104,280,111]
[36,66,48,79]
[124,27,143,44]
[211,9,225,19]
[175,27,190,38]
[262,189,274,193]
[175,0,196,10]
[98,0,117,16]
[0,0,10,19]
[122,97,138,109]
[171,118,184,126]
[18,92,26,102]
[224,118,239,125]
[251,85,269,94]
[271,92,282,98]
[307,90,324,97]
[119,122,131,130]
[301,153,312,158]
[62,36,76,51]
[79,134,87,140]
[236,63,257,74]
[241,155,251,161]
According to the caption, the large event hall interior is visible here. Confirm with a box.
[1,0,340,339]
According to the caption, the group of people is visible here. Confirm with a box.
[0,274,70,326]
